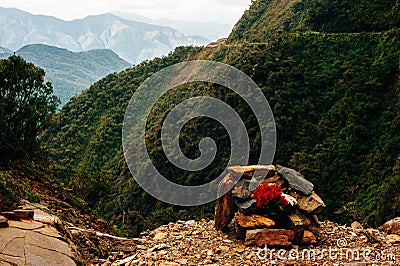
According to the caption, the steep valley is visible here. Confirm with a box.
[0,0,399,264]
[42,0,400,236]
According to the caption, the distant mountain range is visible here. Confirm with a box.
[0,8,210,63]
[0,45,11,54]
[111,11,232,41]
[0,44,130,105]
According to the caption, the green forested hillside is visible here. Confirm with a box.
[11,44,131,105]
[228,0,400,42]
[43,0,400,236]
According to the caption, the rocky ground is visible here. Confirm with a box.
[0,169,122,265]
[2,210,399,265]
[1,168,399,265]
[87,219,399,266]
[0,201,75,265]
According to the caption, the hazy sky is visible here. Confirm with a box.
[0,0,252,24]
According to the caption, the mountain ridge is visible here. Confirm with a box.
[111,11,233,41]
[228,0,400,42]
[0,45,11,54]
[2,44,131,105]
[0,7,209,63]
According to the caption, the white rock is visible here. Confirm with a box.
[185,220,196,225]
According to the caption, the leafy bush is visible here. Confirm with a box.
[0,172,18,208]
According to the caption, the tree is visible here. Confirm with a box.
[0,55,59,165]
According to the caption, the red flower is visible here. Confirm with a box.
[252,184,288,209]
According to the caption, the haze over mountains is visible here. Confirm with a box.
[112,11,232,41]
[0,46,11,54]
[0,7,211,64]
[0,7,229,105]
[0,44,130,105]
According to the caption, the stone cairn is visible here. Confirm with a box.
[214,165,326,247]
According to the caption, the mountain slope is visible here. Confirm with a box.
[228,0,400,42]
[43,0,400,236]
[13,44,131,105]
[0,45,11,55]
[0,8,209,63]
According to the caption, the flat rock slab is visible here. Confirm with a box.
[0,205,76,266]
[235,213,275,229]
[33,226,62,239]
[0,253,26,266]
[26,231,73,256]
[2,236,25,257]
[25,244,76,266]
[34,213,58,225]
[8,220,44,230]
[287,213,305,228]
[276,165,314,195]
[228,165,277,179]
[245,228,295,247]
[0,227,27,250]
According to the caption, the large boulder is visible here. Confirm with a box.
[245,229,295,247]
[214,174,237,231]
[276,165,314,195]
[294,191,326,214]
